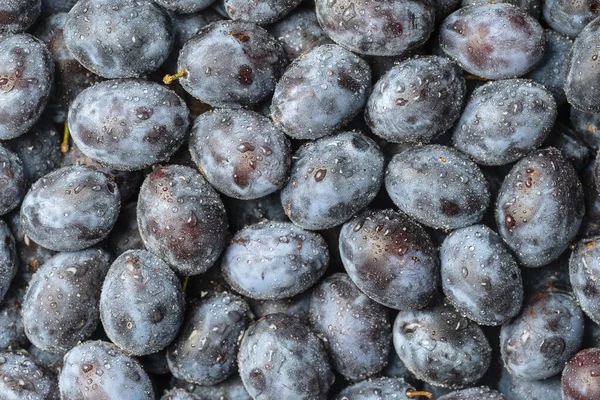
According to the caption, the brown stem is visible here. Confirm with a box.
[61,123,70,153]
[406,389,434,399]
[163,69,187,85]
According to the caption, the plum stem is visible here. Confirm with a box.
[406,389,433,399]
[182,276,189,292]
[163,69,187,85]
[61,123,70,153]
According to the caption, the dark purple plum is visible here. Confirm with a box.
[268,8,333,60]
[315,0,436,56]
[500,285,584,380]
[440,224,523,326]
[543,0,600,38]
[6,210,56,284]
[40,0,77,17]
[281,131,384,230]
[565,16,600,112]
[393,302,492,389]
[60,142,142,203]
[238,313,334,399]
[106,202,145,257]
[339,209,439,310]
[0,0,41,34]
[365,56,465,144]
[68,79,190,171]
[562,348,600,400]
[271,44,371,140]
[246,290,312,322]
[570,108,600,152]
[462,0,540,17]
[6,119,62,183]
[544,122,590,171]
[385,144,490,231]
[224,192,289,233]
[0,145,27,217]
[0,350,58,399]
[309,273,391,380]
[154,0,216,13]
[453,79,557,166]
[64,0,174,79]
[172,20,287,108]
[100,250,184,356]
[0,220,17,303]
[20,165,121,252]
[34,12,103,124]
[167,292,251,385]
[526,29,572,106]
[22,248,111,354]
[335,377,430,400]
[190,108,290,200]
[28,344,64,374]
[498,366,561,400]
[439,3,545,79]
[160,389,201,400]
[0,34,54,140]
[137,165,228,276]
[439,387,509,400]
[221,221,329,299]
[59,340,154,399]
[171,374,251,399]
[224,0,302,25]
[495,148,584,267]
[569,236,600,324]
[0,286,27,350]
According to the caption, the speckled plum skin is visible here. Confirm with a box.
[500,286,584,381]
[439,387,509,400]
[167,292,251,386]
[0,221,16,295]
[20,166,121,252]
[440,224,523,326]
[154,0,216,13]
[498,366,561,400]
[0,0,41,34]
[64,0,173,79]
[339,209,439,310]
[224,0,302,25]
[0,34,54,140]
[34,12,103,124]
[0,286,27,350]
[569,237,600,324]
[562,348,600,400]
[268,8,333,60]
[137,165,228,276]
[335,377,419,400]
[160,389,201,400]
[271,44,371,140]
[526,29,572,106]
[453,79,557,166]
[22,248,111,354]
[385,144,490,231]
[0,350,58,400]
[309,273,391,380]
[173,375,252,399]
[238,313,334,399]
[462,0,540,17]
[68,79,190,171]
[0,146,27,217]
[100,250,184,356]
[59,341,154,399]
[221,221,329,299]
[543,0,600,38]
[565,17,600,113]
[6,120,62,183]
[190,108,290,200]
[177,20,287,108]
[495,148,584,267]
[315,0,435,56]
[440,4,545,79]
[281,131,384,230]
[393,302,492,389]
[365,56,465,144]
